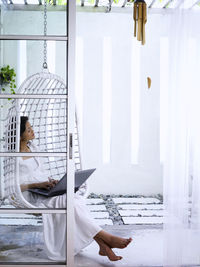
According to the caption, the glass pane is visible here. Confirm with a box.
[74,9,164,266]
[0,156,67,209]
[0,213,66,263]
[0,98,67,153]
[0,1,67,36]
[0,40,67,95]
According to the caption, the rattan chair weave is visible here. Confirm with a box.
[2,70,86,208]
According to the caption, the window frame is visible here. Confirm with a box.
[0,0,75,266]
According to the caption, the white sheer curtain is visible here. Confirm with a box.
[163,10,200,266]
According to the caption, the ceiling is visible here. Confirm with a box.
[78,0,200,12]
[0,0,200,11]
[79,0,200,9]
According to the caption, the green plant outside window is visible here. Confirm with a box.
[0,65,16,96]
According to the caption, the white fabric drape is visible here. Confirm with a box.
[42,194,101,261]
[22,190,101,261]
[163,10,200,266]
[20,144,102,261]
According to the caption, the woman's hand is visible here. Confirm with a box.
[36,181,55,190]
[20,179,59,192]
[20,181,53,192]
[48,177,59,186]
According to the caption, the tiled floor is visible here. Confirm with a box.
[112,197,161,204]
[86,196,163,226]
[0,196,199,266]
[75,225,164,267]
[0,196,163,226]
[0,224,164,266]
[0,196,164,265]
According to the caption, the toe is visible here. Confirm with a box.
[113,256,122,261]
[127,238,132,244]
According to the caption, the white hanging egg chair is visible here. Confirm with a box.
[2,70,87,208]
[2,0,87,209]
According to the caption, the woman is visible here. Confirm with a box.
[19,116,132,261]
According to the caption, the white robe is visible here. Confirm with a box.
[19,144,101,261]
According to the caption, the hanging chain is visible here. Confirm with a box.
[43,0,48,69]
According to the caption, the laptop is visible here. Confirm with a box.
[28,168,96,197]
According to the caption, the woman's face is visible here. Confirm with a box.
[21,121,35,142]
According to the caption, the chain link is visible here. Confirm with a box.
[43,0,48,69]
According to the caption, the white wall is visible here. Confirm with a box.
[76,12,165,195]
[0,8,167,195]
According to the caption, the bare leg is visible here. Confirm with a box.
[94,236,123,261]
[95,230,132,249]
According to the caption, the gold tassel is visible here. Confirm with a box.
[142,2,147,45]
[133,0,147,45]
[147,77,151,89]
[134,2,137,37]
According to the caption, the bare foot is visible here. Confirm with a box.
[94,237,123,261]
[95,230,132,249]
[108,236,132,249]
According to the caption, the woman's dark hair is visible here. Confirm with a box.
[20,116,29,137]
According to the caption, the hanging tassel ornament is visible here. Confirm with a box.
[133,0,147,45]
